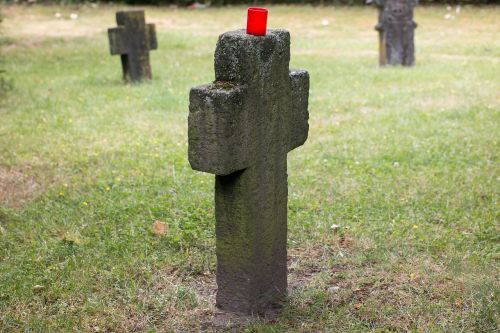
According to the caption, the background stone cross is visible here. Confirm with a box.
[372,0,418,66]
[108,11,157,82]
[188,29,309,315]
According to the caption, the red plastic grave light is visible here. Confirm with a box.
[247,7,268,36]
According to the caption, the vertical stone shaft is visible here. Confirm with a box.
[215,156,288,313]
[116,11,151,81]
[213,30,292,314]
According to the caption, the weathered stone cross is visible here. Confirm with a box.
[188,29,309,315]
[108,11,157,82]
[371,0,417,66]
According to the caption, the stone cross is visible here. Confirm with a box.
[108,11,157,82]
[188,30,309,315]
[371,0,417,66]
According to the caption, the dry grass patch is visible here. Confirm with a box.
[0,166,40,208]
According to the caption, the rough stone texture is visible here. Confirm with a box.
[188,29,309,315]
[108,11,157,82]
[373,0,417,66]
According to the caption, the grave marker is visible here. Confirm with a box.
[188,28,309,314]
[370,0,417,66]
[108,11,157,82]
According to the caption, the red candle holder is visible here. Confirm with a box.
[247,7,268,36]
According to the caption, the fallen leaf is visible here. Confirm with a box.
[153,220,168,236]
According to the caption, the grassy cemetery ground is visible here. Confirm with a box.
[1,4,499,332]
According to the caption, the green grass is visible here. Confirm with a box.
[0,4,499,332]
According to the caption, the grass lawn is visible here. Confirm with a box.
[0,4,499,332]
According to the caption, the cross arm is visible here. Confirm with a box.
[188,82,250,176]
[108,27,128,55]
[147,24,158,50]
[288,69,310,152]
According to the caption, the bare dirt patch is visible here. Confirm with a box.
[0,167,40,208]
[153,235,361,332]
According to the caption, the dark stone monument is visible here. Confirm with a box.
[108,11,157,82]
[369,0,417,66]
[188,29,309,315]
